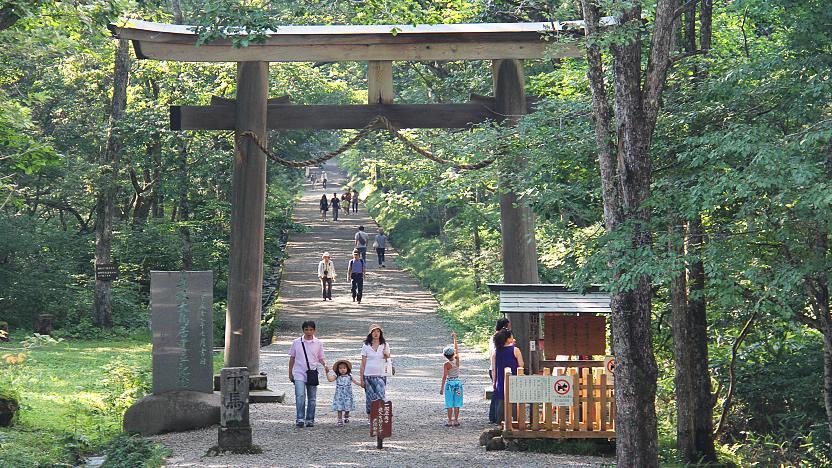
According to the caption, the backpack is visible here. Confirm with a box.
[357,232,367,246]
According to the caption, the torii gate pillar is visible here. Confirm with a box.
[493,59,540,373]
[225,61,269,374]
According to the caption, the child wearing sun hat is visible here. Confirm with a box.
[440,331,463,427]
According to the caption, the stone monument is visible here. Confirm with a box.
[123,271,220,435]
[218,367,252,450]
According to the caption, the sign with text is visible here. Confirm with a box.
[370,400,392,439]
[95,262,119,281]
[544,314,606,357]
[508,375,575,406]
[151,271,214,394]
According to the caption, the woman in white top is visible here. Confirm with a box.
[360,323,391,419]
[317,252,336,301]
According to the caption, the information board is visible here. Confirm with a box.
[95,262,119,281]
[508,375,575,405]
[544,314,606,357]
[370,400,392,439]
[604,355,615,384]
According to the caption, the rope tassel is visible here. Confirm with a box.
[239,115,495,171]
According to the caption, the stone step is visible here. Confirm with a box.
[250,389,285,404]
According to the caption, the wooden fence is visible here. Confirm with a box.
[502,366,615,439]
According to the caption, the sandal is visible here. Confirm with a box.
[444,422,452,427]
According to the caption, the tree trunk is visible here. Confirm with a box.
[580,0,681,464]
[700,0,713,51]
[671,217,717,462]
[685,215,717,461]
[93,38,130,328]
[493,59,540,373]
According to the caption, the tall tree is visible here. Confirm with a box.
[93,37,130,328]
[579,0,681,465]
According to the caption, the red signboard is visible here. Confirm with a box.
[544,314,606,357]
[370,400,392,439]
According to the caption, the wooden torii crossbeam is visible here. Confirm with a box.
[108,17,596,383]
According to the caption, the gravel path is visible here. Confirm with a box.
[154,163,609,467]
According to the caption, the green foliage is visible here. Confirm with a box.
[101,433,169,468]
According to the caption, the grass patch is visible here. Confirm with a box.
[0,330,224,466]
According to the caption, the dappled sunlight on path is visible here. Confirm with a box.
[154,162,608,467]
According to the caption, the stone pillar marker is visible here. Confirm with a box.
[219,367,252,450]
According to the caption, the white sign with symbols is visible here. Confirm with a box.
[552,376,574,406]
[508,375,575,406]
[604,356,615,384]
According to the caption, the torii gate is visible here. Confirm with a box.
[108,18,588,380]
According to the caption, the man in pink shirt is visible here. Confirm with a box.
[288,320,328,427]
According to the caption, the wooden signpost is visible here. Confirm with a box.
[370,399,392,449]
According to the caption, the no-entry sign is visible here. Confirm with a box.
[552,377,574,406]
[604,356,615,383]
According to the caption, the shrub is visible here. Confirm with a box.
[101,433,169,468]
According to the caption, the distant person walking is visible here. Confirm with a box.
[361,324,391,423]
[341,192,350,215]
[351,189,359,213]
[288,321,328,427]
[373,228,388,267]
[319,194,329,221]
[330,193,340,221]
[317,252,336,301]
[344,191,352,214]
[342,188,352,214]
[347,249,366,303]
[354,226,369,263]
[321,171,328,189]
[440,331,463,427]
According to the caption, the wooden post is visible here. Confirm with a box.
[503,367,512,434]
[516,367,526,431]
[226,61,269,374]
[493,59,539,374]
[368,61,394,104]
[571,370,580,431]
[543,367,553,430]
[600,373,608,431]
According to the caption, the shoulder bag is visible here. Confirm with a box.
[301,341,319,386]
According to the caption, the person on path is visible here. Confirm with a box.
[373,228,388,267]
[319,194,329,221]
[360,324,391,423]
[343,191,352,215]
[288,321,328,427]
[330,193,340,221]
[354,226,369,263]
[317,252,336,301]
[492,328,523,424]
[326,359,363,427]
[351,189,359,213]
[440,331,463,427]
[321,171,328,189]
[341,192,349,215]
[347,249,366,303]
[488,317,511,423]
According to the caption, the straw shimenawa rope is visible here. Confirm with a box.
[239,115,495,171]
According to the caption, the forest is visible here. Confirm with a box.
[0,0,830,466]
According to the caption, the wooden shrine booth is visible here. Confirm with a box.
[107,18,594,385]
[487,284,616,439]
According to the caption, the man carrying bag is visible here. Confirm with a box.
[288,321,328,427]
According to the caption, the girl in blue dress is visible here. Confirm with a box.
[327,359,362,426]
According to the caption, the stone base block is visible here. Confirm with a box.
[214,373,267,391]
[123,390,219,436]
[250,389,285,404]
[218,426,252,450]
